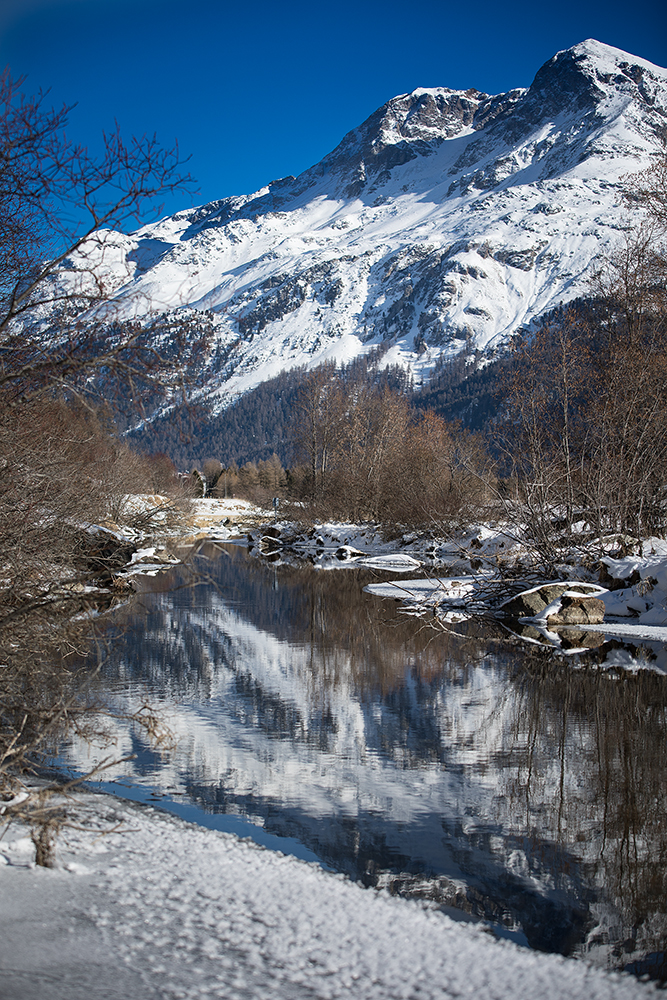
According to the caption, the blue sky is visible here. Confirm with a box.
[1,0,665,224]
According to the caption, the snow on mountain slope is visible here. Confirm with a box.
[64,40,667,410]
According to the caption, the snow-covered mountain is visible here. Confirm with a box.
[76,39,667,410]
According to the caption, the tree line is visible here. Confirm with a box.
[130,347,415,470]
[184,355,492,528]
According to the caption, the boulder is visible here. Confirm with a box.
[598,561,641,591]
[547,595,605,626]
[499,582,602,618]
[500,589,553,618]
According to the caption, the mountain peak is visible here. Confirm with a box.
[526,39,667,115]
[298,85,488,198]
[567,38,667,77]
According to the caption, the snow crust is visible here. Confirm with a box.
[0,791,654,1000]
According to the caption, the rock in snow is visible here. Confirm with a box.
[547,594,606,626]
[498,581,606,619]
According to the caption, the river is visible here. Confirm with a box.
[66,540,667,983]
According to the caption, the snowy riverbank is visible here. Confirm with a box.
[3,512,667,996]
[0,789,656,1000]
[246,520,667,656]
[79,497,667,666]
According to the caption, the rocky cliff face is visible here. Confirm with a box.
[65,40,667,412]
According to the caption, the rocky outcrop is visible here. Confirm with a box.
[498,582,607,630]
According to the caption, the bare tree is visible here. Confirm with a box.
[0,69,200,410]
[294,362,346,503]
[0,71,196,837]
[292,365,494,528]
[579,157,667,540]
[494,153,667,563]
[496,309,595,566]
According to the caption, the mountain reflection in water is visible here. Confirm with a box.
[71,542,667,982]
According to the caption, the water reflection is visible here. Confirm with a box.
[71,543,667,981]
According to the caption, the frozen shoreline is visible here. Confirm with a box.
[0,789,655,1000]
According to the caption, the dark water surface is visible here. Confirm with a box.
[71,542,667,982]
